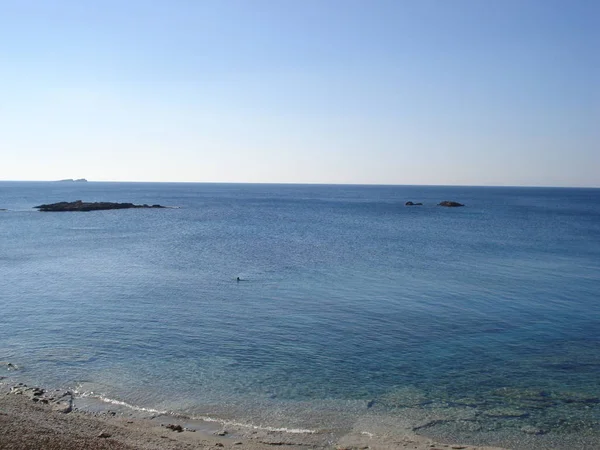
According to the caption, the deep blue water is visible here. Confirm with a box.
[1,182,599,447]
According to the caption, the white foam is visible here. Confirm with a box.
[72,390,316,434]
[74,390,168,415]
[191,415,316,434]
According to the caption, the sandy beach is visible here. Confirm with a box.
[0,383,507,450]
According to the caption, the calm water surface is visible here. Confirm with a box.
[1,182,599,448]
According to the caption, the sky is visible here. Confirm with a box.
[1,0,598,186]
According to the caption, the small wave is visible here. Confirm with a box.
[72,390,316,434]
[73,390,168,415]
[191,415,316,434]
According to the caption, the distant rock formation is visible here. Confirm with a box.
[56,178,88,182]
[405,201,423,206]
[438,201,465,207]
[34,200,165,212]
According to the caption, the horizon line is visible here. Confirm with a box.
[1,179,599,189]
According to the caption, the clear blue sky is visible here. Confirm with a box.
[1,0,598,186]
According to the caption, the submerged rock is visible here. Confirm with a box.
[521,425,546,435]
[438,201,464,207]
[483,407,528,418]
[376,386,428,408]
[34,200,166,212]
[405,201,423,206]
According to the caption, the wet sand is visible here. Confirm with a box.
[0,383,506,450]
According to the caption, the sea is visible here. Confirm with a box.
[1,181,599,449]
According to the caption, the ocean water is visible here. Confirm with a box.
[1,182,599,448]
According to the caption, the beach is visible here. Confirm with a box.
[0,383,508,450]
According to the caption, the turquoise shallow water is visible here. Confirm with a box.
[1,182,599,448]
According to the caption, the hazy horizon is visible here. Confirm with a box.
[3,179,600,189]
[2,0,598,187]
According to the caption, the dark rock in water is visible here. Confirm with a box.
[484,407,528,418]
[166,424,183,432]
[405,201,423,206]
[97,431,112,438]
[34,200,166,212]
[521,425,546,435]
[438,201,464,207]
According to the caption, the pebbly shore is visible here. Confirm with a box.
[0,382,507,450]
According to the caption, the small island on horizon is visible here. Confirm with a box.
[35,200,166,212]
[56,178,88,182]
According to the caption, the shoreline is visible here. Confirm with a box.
[0,382,507,450]
[3,365,600,449]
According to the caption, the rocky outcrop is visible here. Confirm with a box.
[34,200,165,212]
[9,384,73,413]
[9,385,43,399]
[405,201,423,206]
[438,201,464,207]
